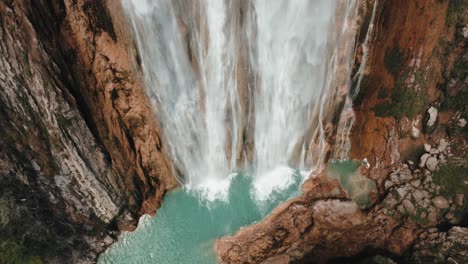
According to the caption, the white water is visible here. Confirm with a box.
[333,0,379,160]
[123,0,363,200]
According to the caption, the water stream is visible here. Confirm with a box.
[98,0,373,262]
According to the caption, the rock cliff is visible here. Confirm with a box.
[0,0,176,263]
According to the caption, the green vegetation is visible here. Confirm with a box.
[7,24,15,33]
[442,88,468,111]
[433,158,467,196]
[410,207,430,226]
[384,47,404,75]
[433,157,468,215]
[373,84,427,119]
[446,0,468,26]
[373,69,428,119]
[0,241,43,264]
[441,57,468,112]
[0,192,69,264]
[450,57,468,80]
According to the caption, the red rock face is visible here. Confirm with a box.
[216,175,394,263]
[59,0,178,216]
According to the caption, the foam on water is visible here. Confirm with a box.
[252,166,296,201]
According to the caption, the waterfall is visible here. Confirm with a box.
[123,0,362,200]
[333,0,379,160]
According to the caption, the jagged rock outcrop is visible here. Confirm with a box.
[0,0,176,262]
[217,159,467,263]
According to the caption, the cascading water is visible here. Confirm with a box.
[248,1,337,197]
[99,1,368,263]
[124,0,362,200]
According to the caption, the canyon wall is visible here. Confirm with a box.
[0,0,176,263]
[217,0,467,263]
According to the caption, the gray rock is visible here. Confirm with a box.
[411,180,421,188]
[402,199,416,215]
[439,154,447,164]
[437,139,448,152]
[397,185,411,198]
[413,189,428,201]
[426,106,438,127]
[385,181,394,190]
[424,143,432,152]
[457,118,467,128]
[400,169,413,181]
[430,148,439,155]
[432,196,450,209]
[426,156,438,171]
[419,153,431,168]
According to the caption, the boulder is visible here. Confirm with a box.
[425,156,438,171]
[432,196,449,209]
[424,143,431,152]
[424,107,438,133]
[419,153,431,168]
[437,139,448,152]
[427,107,438,126]
[429,148,439,155]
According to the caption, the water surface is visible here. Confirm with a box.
[99,172,303,264]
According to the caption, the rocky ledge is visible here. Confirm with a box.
[216,152,467,263]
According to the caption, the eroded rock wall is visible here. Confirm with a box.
[0,0,176,262]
